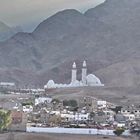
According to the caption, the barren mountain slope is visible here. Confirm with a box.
[0,0,140,88]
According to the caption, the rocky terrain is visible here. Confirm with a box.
[0,0,140,89]
[0,21,21,41]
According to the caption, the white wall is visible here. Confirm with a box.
[26,127,130,136]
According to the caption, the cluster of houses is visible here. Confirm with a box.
[0,93,139,133]
[13,96,139,131]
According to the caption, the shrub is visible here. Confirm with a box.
[63,100,78,108]
[113,128,125,136]
[0,110,11,131]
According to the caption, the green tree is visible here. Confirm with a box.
[0,110,11,131]
[69,100,78,108]
[63,100,78,108]
[89,112,95,120]
[111,106,122,114]
[63,100,69,106]
[113,128,125,136]
[22,101,33,106]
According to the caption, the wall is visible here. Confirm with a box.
[26,127,130,136]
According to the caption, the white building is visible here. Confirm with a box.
[124,114,135,121]
[35,97,52,106]
[44,61,104,89]
[121,107,140,120]
[23,105,33,113]
[0,82,15,89]
[97,101,107,109]
[61,113,89,121]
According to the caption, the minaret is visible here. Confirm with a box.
[82,60,87,85]
[71,62,77,83]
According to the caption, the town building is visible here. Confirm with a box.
[121,106,140,121]
[35,97,52,106]
[9,111,27,132]
[11,111,23,124]
[0,82,15,89]
[23,105,33,113]
[61,113,89,122]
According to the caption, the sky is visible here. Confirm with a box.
[0,0,105,32]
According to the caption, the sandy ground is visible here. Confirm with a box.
[47,86,140,106]
[0,86,139,108]
[0,132,138,140]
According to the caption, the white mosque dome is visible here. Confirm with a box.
[86,74,102,86]
[45,80,56,89]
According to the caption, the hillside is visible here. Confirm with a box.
[0,0,140,88]
[47,86,140,106]
[0,21,21,41]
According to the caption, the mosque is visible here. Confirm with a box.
[44,61,104,89]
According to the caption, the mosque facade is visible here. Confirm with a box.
[44,61,104,89]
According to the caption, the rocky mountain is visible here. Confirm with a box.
[0,0,140,88]
[0,21,22,41]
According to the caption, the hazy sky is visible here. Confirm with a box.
[0,0,105,31]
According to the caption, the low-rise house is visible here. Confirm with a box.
[28,110,49,124]
[104,110,115,116]
[78,97,98,113]
[61,113,89,122]
[93,114,108,124]
[0,82,15,89]
[35,97,52,106]
[117,123,126,128]
[28,112,41,123]
[10,111,27,132]
[75,113,89,121]
[40,113,49,124]
[23,105,33,113]
[124,114,135,121]
[97,101,107,109]
[50,111,61,115]
[121,106,140,120]
[114,113,126,123]
[11,111,22,124]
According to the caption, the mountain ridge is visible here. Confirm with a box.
[0,21,22,42]
[0,0,140,88]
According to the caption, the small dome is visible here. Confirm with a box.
[70,80,80,87]
[86,74,102,86]
[45,80,56,89]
